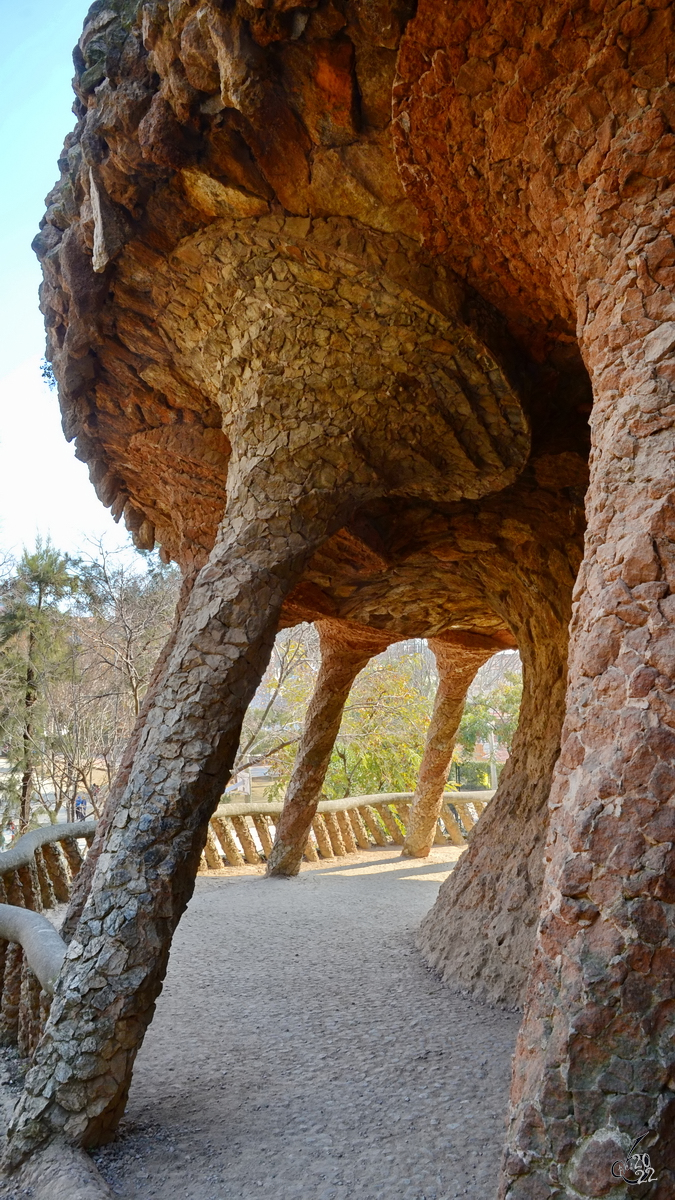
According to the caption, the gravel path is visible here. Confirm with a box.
[88,847,520,1200]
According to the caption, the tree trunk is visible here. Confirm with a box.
[501,298,675,1192]
[266,620,395,877]
[6,478,359,1162]
[401,632,504,859]
[19,627,37,833]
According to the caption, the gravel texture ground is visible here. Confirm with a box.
[0,846,520,1199]
[85,846,520,1199]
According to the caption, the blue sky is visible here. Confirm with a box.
[0,0,131,558]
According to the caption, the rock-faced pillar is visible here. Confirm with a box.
[402,632,504,859]
[6,445,372,1162]
[417,584,575,1010]
[396,1,675,1189]
[267,620,394,877]
[502,270,675,1197]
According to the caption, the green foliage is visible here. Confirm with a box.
[451,760,500,791]
[323,652,432,797]
[0,538,82,826]
[456,670,523,757]
[0,537,79,643]
[264,645,434,801]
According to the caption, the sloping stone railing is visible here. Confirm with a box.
[0,821,95,1059]
[0,795,492,1064]
[200,791,494,870]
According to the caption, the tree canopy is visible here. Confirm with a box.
[0,538,523,831]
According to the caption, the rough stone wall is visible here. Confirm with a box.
[419,602,570,1009]
[396,0,675,1190]
[417,468,584,1008]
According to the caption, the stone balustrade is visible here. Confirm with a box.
[0,821,95,1060]
[200,791,494,871]
[0,794,492,1063]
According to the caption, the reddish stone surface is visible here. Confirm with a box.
[396,0,675,1190]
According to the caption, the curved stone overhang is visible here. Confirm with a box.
[34,0,539,566]
[33,0,594,656]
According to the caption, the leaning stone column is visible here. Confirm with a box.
[5,459,367,1162]
[266,620,395,877]
[401,632,505,859]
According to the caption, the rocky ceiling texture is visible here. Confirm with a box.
[22,0,675,1194]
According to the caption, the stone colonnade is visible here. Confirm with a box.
[26,0,666,1191]
[267,624,505,876]
[8,215,530,1160]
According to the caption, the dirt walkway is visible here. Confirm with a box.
[83,846,520,1200]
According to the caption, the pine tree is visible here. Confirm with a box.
[0,539,80,830]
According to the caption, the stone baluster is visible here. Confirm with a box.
[231,815,261,865]
[335,810,357,854]
[59,837,84,879]
[401,633,503,859]
[251,815,273,858]
[302,834,320,863]
[440,803,465,848]
[4,871,24,906]
[311,814,334,860]
[34,849,56,910]
[17,862,42,913]
[360,806,388,846]
[202,827,223,870]
[376,804,404,845]
[0,945,23,1046]
[452,801,477,835]
[18,962,41,1059]
[41,843,71,903]
[323,812,347,857]
[348,808,371,850]
[211,817,244,867]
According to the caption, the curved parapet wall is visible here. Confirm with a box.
[0,908,66,996]
[204,791,492,868]
[0,822,97,876]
